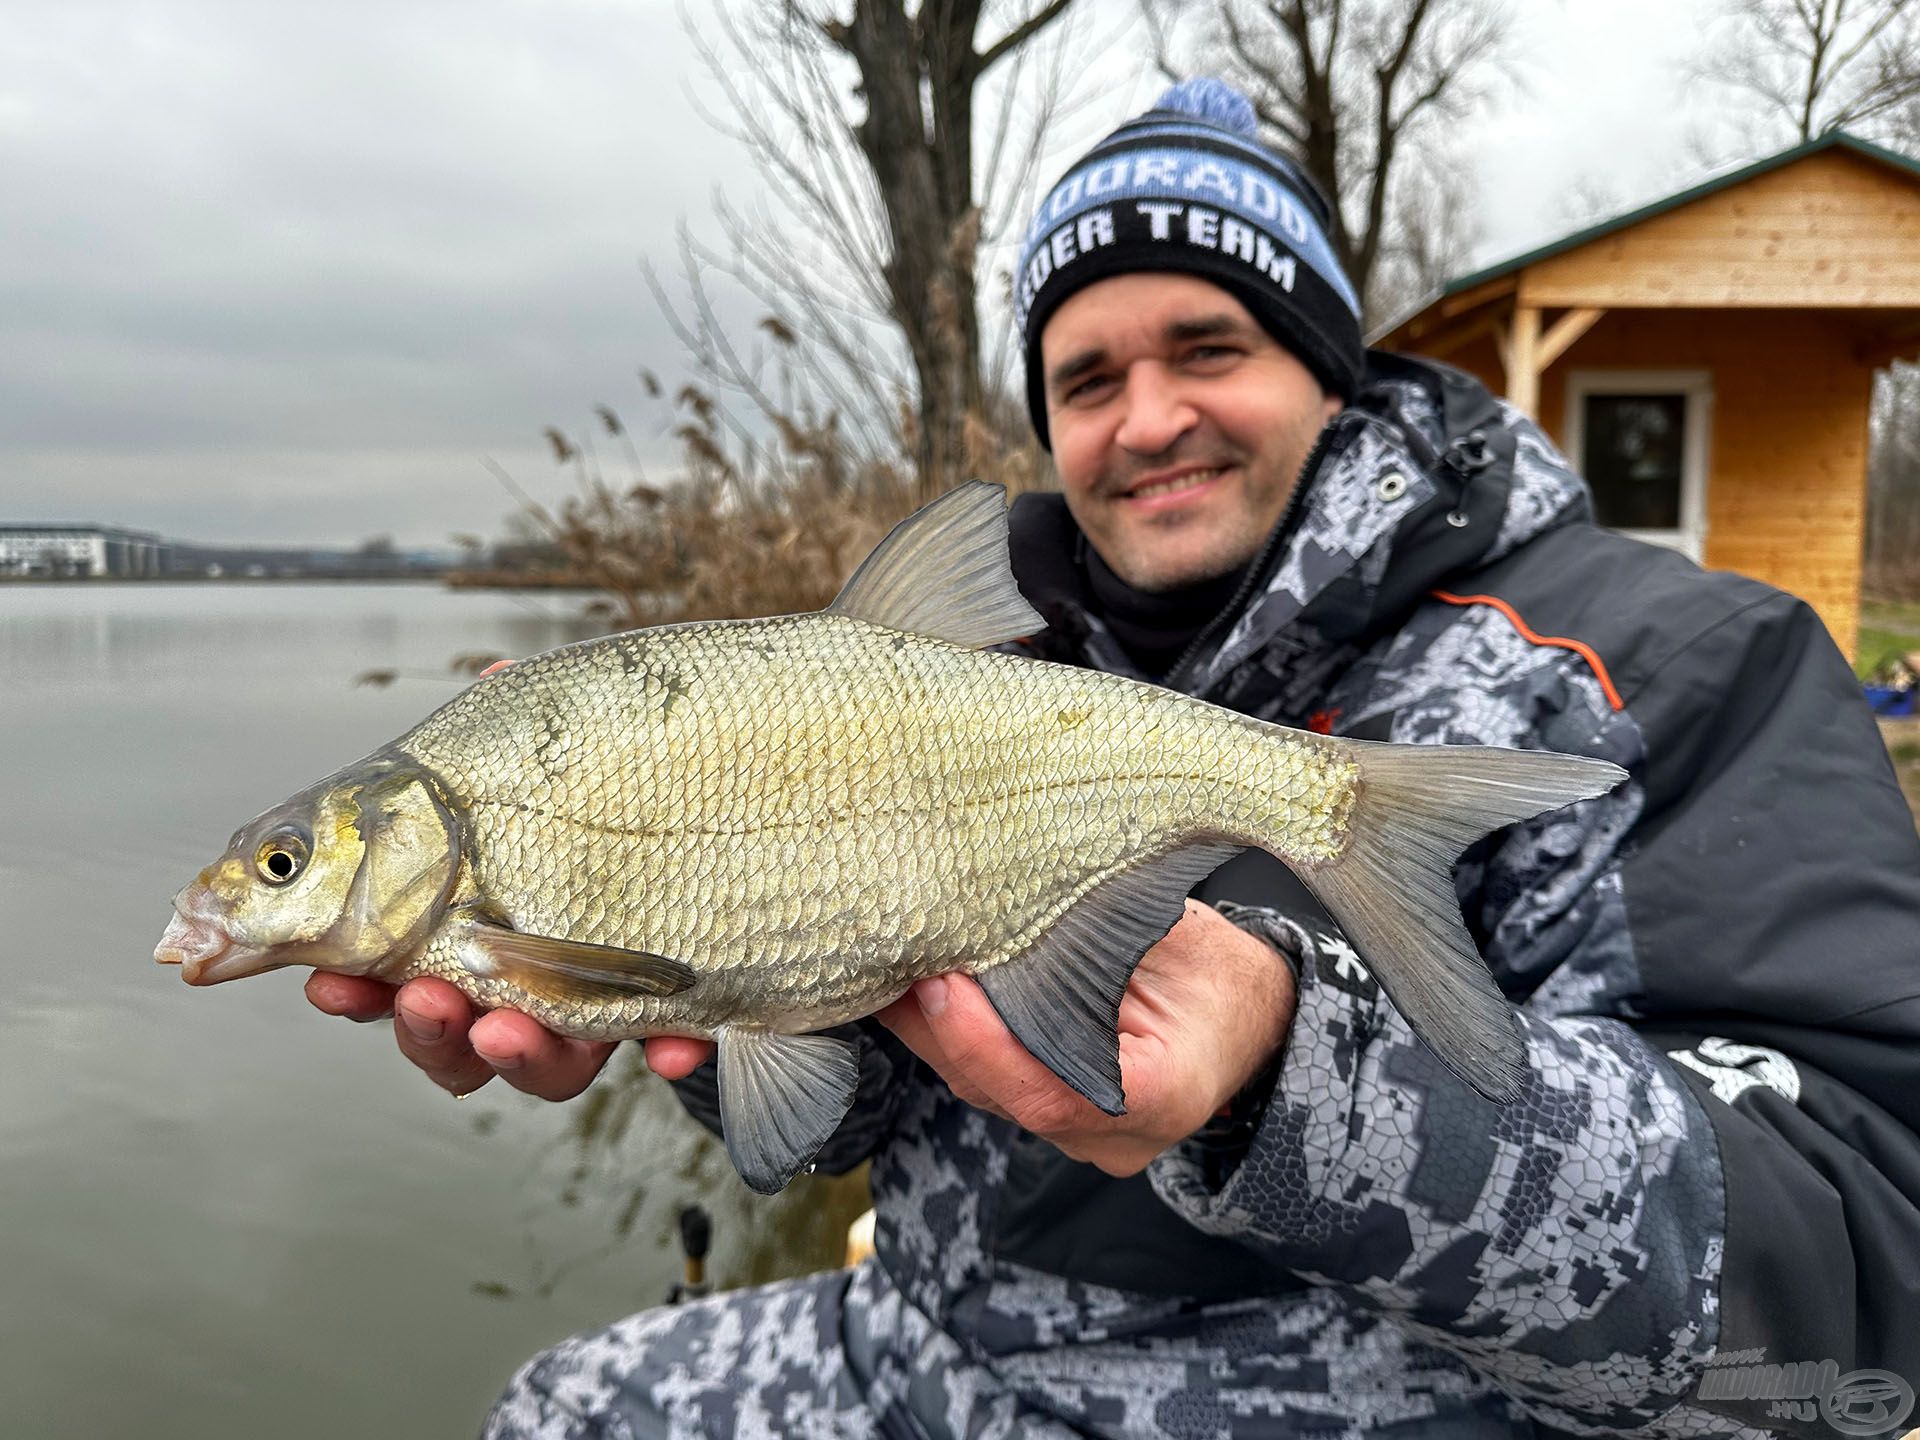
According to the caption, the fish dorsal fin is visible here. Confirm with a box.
[826,480,1044,647]
[975,840,1244,1115]
[461,915,697,1006]
[716,1027,861,1194]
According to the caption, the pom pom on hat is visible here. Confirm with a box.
[1151,77,1258,137]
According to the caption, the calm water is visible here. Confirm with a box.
[1,583,865,1440]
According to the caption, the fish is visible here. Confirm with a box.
[156,481,1624,1193]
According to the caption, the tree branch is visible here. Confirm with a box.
[978,0,1076,75]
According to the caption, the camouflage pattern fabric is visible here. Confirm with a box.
[484,1254,1545,1439]
[486,374,1748,1438]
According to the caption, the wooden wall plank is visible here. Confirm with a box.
[1518,150,1920,309]
[1529,309,1872,653]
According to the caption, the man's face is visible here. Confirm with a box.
[1040,273,1341,593]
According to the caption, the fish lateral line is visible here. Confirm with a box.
[464,765,1327,842]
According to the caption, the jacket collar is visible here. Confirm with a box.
[1008,352,1592,702]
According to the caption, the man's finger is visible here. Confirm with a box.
[874,988,946,1066]
[305,970,398,1022]
[471,1009,614,1102]
[876,984,977,1097]
[929,975,1101,1134]
[883,990,1082,1136]
[643,1036,716,1080]
[393,978,495,1097]
[875,981,1026,1126]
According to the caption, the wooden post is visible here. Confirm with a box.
[1538,307,1604,370]
[1506,304,1541,416]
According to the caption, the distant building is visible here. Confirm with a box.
[0,524,450,581]
[0,524,169,578]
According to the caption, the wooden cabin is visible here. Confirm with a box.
[1375,132,1920,657]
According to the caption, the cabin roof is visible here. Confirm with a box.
[1376,131,1920,338]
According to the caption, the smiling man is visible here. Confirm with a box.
[1040,273,1339,594]
[315,80,1920,1440]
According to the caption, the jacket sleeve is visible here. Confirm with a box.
[667,1020,921,1175]
[1152,591,1920,1437]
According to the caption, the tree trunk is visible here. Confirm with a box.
[837,0,989,499]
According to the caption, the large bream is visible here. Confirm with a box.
[157,483,1622,1192]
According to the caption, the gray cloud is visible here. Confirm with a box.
[3,0,722,545]
[3,0,1725,548]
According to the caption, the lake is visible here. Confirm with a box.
[1,582,866,1440]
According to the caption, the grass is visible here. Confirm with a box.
[1857,599,1920,681]
[1857,626,1913,681]
[1862,597,1920,633]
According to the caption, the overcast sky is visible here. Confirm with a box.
[3,0,1733,548]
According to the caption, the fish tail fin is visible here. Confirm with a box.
[1294,742,1625,1102]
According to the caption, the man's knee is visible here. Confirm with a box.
[481,1275,863,1440]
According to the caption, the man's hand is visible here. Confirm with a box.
[304,973,716,1095]
[877,900,1297,1175]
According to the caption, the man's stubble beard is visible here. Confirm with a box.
[1105,407,1330,594]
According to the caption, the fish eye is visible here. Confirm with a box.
[254,830,311,886]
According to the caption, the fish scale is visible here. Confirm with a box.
[158,481,1625,1192]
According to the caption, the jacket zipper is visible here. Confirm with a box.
[1160,412,1357,695]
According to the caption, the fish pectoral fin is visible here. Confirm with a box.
[465,921,698,1003]
[825,480,1044,648]
[977,840,1245,1116]
[716,1027,860,1195]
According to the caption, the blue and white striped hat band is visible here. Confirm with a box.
[1017,79,1365,448]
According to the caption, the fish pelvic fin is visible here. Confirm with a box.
[716,1027,860,1195]
[826,480,1044,648]
[976,841,1245,1115]
[1298,741,1626,1103]
[460,914,698,1004]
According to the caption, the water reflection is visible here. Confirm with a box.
[2,582,870,1440]
[492,1046,873,1304]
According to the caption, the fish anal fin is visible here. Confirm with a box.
[716,1028,860,1194]
[976,841,1244,1116]
[826,480,1043,648]
[463,916,697,1006]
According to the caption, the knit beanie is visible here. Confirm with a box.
[1015,78,1364,449]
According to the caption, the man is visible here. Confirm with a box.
[313,80,1920,1437]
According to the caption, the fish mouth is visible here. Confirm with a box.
[154,887,280,985]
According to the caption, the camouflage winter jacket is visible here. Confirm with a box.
[679,352,1920,1438]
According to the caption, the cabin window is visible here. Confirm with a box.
[1564,370,1713,562]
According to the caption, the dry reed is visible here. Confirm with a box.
[467,353,1052,631]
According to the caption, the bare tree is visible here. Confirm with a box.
[1370,147,1483,325]
[1699,0,1920,144]
[1867,362,1920,599]
[657,0,1082,500]
[1144,0,1512,323]
[1893,97,1920,153]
